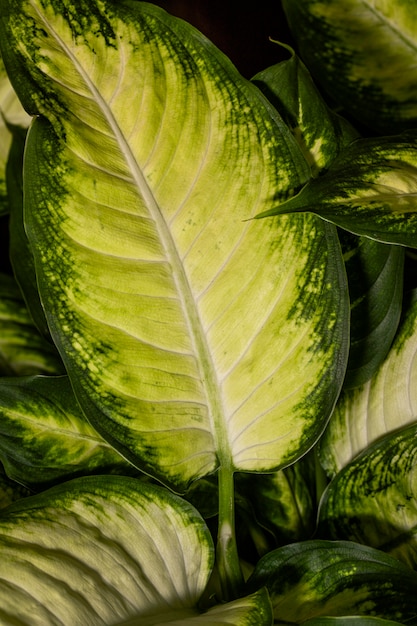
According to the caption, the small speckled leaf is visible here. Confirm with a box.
[319,290,417,478]
[246,539,417,623]
[282,0,417,134]
[256,132,417,247]
[339,232,404,389]
[319,423,417,570]
[0,0,349,490]
[0,475,214,625]
[252,46,358,176]
[0,374,134,487]
[0,271,64,376]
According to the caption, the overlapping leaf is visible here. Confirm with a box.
[339,231,404,388]
[319,290,417,477]
[0,271,64,376]
[319,423,417,570]
[282,0,417,133]
[0,53,30,215]
[246,540,417,623]
[0,0,349,490]
[0,374,135,487]
[256,132,417,247]
[252,45,358,177]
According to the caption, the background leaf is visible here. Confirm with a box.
[339,231,404,388]
[0,374,135,488]
[0,0,349,490]
[319,423,417,570]
[0,271,64,376]
[246,539,417,623]
[0,53,30,216]
[282,0,417,133]
[319,289,417,477]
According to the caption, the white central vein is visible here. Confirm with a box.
[33,4,229,460]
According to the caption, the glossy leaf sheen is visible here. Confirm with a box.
[0,475,214,625]
[0,0,348,490]
[319,423,417,570]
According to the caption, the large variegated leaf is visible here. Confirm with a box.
[0,0,349,490]
[319,290,417,477]
[0,271,64,376]
[256,132,417,247]
[0,374,135,487]
[319,423,417,570]
[0,475,215,624]
[339,231,404,388]
[282,0,417,133]
[246,539,417,623]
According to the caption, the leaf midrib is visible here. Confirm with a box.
[32,3,229,465]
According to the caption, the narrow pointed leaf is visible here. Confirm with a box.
[319,289,417,477]
[339,231,404,388]
[0,271,64,376]
[256,132,417,247]
[282,0,417,133]
[0,475,214,625]
[0,0,349,490]
[0,374,135,488]
[319,423,417,570]
[246,540,417,623]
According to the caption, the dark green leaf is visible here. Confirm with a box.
[319,423,417,570]
[246,539,417,623]
[339,231,404,388]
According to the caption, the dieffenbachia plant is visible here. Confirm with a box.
[0,0,417,623]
